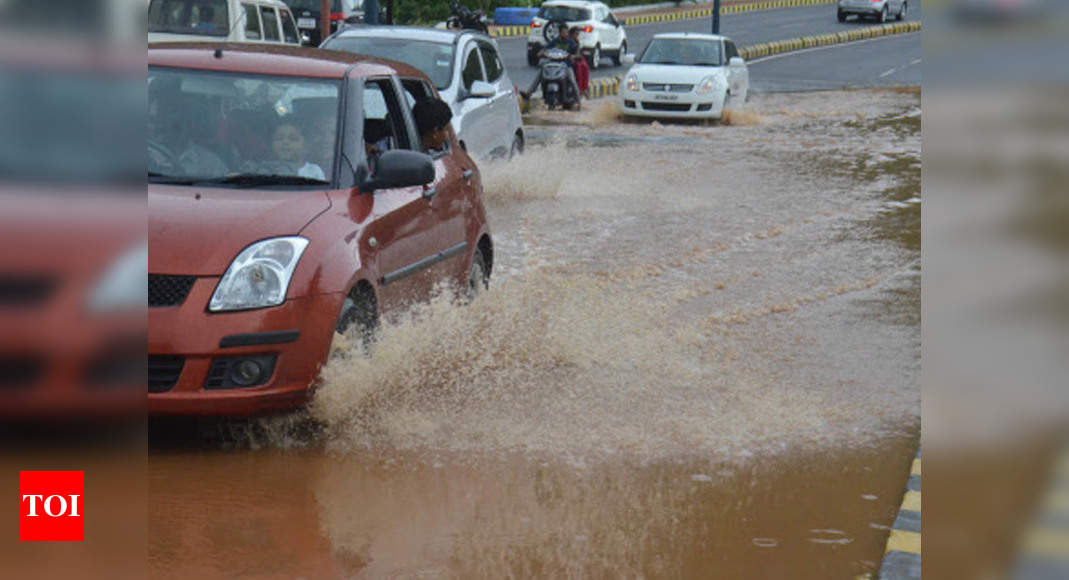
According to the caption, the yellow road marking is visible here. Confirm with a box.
[901,490,921,512]
[885,529,921,555]
[1024,528,1069,559]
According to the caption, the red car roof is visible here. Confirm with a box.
[148,43,427,81]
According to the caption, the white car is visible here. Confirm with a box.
[837,0,909,22]
[619,34,749,121]
[322,27,525,160]
[527,0,628,70]
[148,0,304,45]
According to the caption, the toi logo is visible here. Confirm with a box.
[19,471,84,542]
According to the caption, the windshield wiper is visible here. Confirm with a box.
[693,62,722,67]
[194,174,330,188]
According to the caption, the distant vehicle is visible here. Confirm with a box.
[287,0,362,47]
[147,44,493,417]
[445,0,490,33]
[535,47,581,110]
[527,0,628,70]
[148,0,304,45]
[323,27,525,160]
[837,0,908,22]
[619,33,749,121]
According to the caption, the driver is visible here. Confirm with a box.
[519,24,582,110]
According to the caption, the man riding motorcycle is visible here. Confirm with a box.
[520,24,582,110]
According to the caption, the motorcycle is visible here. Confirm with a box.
[538,47,580,110]
[445,1,489,33]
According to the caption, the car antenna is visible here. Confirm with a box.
[215,9,248,58]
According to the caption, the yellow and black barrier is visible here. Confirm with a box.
[621,0,836,27]
[737,20,920,60]
[878,448,921,579]
[490,0,838,38]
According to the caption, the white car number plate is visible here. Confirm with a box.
[653,94,679,101]
[298,18,316,29]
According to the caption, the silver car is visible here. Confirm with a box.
[322,27,525,160]
[838,0,909,22]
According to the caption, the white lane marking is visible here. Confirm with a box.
[879,68,897,78]
[746,31,920,65]
[910,58,922,65]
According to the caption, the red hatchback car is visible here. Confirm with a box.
[148,45,492,416]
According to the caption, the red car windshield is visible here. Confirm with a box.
[148,67,341,187]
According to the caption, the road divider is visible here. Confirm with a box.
[878,448,921,580]
[739,20,920,60]
[520,20,921,107]
[490,0,838,38]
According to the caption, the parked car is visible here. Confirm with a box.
[287,0,362,47]
[147,44,493,416]
[322,27,525,161]
[837,0,908,22]
[148,0,303,45]
[619,33,749,120]
[527,0,628,70]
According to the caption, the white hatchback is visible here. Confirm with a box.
[322,27,525,161]
[527,0,628,70]
[619,33,749,120]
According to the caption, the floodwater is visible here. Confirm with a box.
[149,89,921,579]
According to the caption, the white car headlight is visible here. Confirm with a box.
[695,75,722,95]
[88,242,147,312]
[625,73,639,92]
[209,237,309,312]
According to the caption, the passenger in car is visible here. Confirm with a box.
[363,118,393,173]
[412,98,453,154]
[240,121,326,180]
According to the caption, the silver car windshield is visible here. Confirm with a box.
[639,39,723,66]
[148,67,340,186]
[325,38,455,90]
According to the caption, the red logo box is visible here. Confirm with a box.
[19,471,84,542]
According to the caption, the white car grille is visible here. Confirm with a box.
[642,83,695,93]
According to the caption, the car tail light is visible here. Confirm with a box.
[531,20,542,27]
[583,25,594,33]
[330,12,345,20]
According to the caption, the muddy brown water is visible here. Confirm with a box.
[149,89,921,579]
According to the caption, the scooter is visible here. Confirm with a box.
[539,47,580,110]
[445,1,489,33]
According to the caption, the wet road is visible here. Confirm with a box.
[150,88,920,578]
[499,0,923,90]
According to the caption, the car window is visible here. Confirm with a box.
[148,0,230,36]
[363,79,411,156]
[280,8,299,44]
[606,11,619,25]
[639,38,723,66]
[324,37,456,91]
[725,41,739,60]
[461,46,484,91]
[477,43,503,84]
[260,6,280,41]
[537,6,591,21]
[243,3,262,39]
